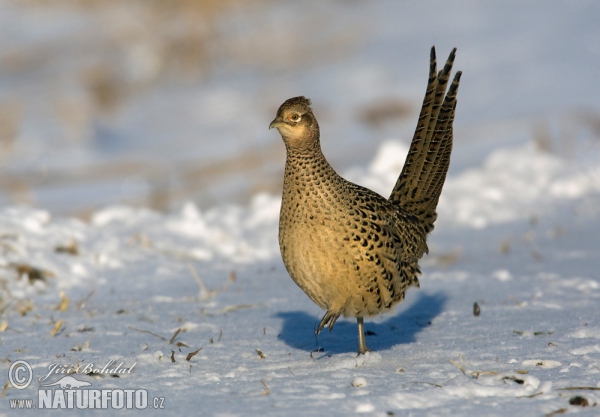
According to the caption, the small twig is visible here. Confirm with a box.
[556,386,600,391]
[170,350,176,363]
[127,326,167,341]
[220,304,259,314]
[169,328,181,344]
[545,408,567,417]
[1,381,9,398]
[186,348,202,361]
[449,354,466,375]
[55,240,79,256]
[255,349,266,359]
[471,370,498,378]
[188,263,207,292]
[77,289,96,310]
[412,381,442,388]
[260,380,270,395]
[56,292,69,312]
[51,320,63,337]
[8,262,54,282]
[518,391,543,398]
[0,300,12,317]
[187,263,215,300]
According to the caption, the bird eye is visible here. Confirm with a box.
[291,114,300,121]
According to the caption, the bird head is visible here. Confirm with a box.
[269,96,320,151]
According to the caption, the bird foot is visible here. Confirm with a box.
[316,311,341,335]
[357,347,372,356]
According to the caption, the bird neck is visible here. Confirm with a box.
[283,143,339,189]
[284,141,328,167]
[283,131,322,156]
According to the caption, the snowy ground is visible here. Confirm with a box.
[1,136,599,415]
[1,1,600,416]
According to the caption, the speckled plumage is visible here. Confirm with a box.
[270,47,462,354]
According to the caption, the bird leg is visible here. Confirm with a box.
[316,310,340,335]
[357,317,371,355]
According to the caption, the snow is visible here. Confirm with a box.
[1,132,599,415]
[1,1,600,416]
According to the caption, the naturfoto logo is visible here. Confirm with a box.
[7,359,164,410]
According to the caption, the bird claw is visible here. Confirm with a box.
[316,311,340,335]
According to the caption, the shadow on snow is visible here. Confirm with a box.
[275,292,446,354]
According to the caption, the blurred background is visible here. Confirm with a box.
[0,0,598,219]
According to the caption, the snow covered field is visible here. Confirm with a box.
[1,1,600,416]
[1,138,599,415]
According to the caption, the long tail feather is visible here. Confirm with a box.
[389,47,461,234]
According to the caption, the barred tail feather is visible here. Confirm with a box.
[389,47,461,234]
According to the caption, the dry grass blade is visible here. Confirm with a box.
[55,240,79,255]
[185,348,202,361]
[169,328,181,344]
[51,319,63,336]
[55,291,70,312]
[187,263,217,300]
[219,304,259,314]
[9,263,54,283]
[127,326,167,341]
[435,248,462,268]
[412,381,443,388]
[449,354,466,375]
[77,289,95,310]
[556,386,600,391]
[170,350,176,363]
[518,391,544,398]
[450,355,500,380]
[16,299,34,316]
[255,349,266,359]
[545,408,567,417]
[471,370,498,378]
[260,380,270,395]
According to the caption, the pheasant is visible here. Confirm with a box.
[270,47,461,354]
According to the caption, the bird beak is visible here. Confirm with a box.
[269,116,284,130]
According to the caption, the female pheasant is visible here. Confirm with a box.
[270,47,461,354]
